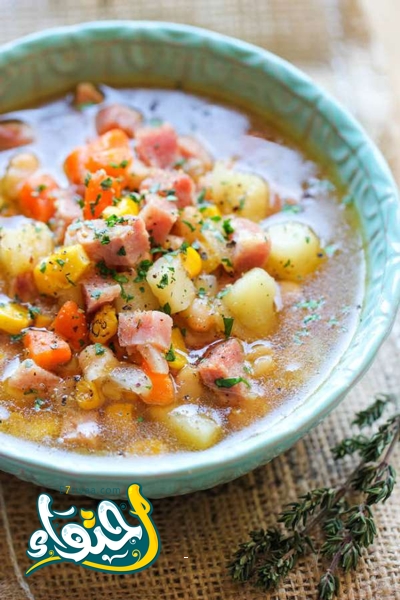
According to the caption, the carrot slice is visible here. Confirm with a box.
[64,128,133,186]
[83,169,121,219]
[24,329,72,370]
[54,300,88,351]
[64,147,88,185]
[18,173,59,222]
[141,361,175,405]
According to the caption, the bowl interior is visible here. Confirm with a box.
[0,21,399,497]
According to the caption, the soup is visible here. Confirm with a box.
[0,84,364,454]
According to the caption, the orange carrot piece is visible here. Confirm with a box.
[83,169,121,219]
[141,361,175,405]
[54,300,88,351]
[64,128,133,186]
[18,173,59,222]
[64,147,88,185]
[24,329,72,370]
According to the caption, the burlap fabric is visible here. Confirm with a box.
[0,1,399,598]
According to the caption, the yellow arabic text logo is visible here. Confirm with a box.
[26,484,160,576]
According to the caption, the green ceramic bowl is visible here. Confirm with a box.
[0,22,399,499]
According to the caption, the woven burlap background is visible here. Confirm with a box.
[1,1,400,599]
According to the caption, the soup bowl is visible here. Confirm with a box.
[0,21,399,498]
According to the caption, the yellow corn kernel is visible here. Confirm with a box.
[0,302,32,334]
[181,246,202,278]
[89,303,118,344]
[102,196,139,219]
[104,402,135,426]
[34,313,54,328]
[167,327,188,371]
[76,379,104,410]
[200,204,221,219]
[34,244,90,296]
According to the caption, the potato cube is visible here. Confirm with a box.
[222,268,277,336]
[34,244,90,296]
[0,217,54,277]
[146,254,196,314]
[266,221,323,281]
[208,162,270,221]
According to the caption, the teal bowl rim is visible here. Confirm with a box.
[0,21,399,490]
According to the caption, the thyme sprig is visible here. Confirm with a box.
[228,393,400,599]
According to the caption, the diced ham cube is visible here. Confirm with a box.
[178,135,213,171]
[140,169,195,209]
[139,194,178,244]
[136,123,179,168]
[96,103,142,137]
[230,218,271,274]
[81,272,121,313]
[53,188,83,244]
[65,217,150,268]
[59,410,101,449]
[9,271,37,303]
[6,358,61,392]
[0,120,34,151]
[118,310,173,352]
[74,82,103,107]
[198,339,248,401]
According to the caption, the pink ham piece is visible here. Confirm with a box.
[140,169,195,209]
[53,188,83,244]
[82,272,121,313]
[65,217,150,268]
[230,217,271,274]
[136,123,179,169]
[139,194,178,244]
[178,135,213,171]
[10,271,37,303]
[0,120,34,151]
[96,103,142,137]
[118,310,173,351]
[198,338,249,402]
[5,358,61,392]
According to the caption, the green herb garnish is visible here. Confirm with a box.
[228,393,400,599]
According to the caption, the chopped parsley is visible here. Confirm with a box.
[182,219,195,232]
[221,257,233,268]
[303,313,321,325]
[100,177,113,190]
[94,343,105,356]
[109,159,129,169]
[165,345,176,362]
[117,246,126,256]
[134,260,153,283]
[28,306,41,320]
[39,262,46,273]
[162,302,171,315]
[215,376,250,389]
[282,203,302,214]
[223,316,234,338]
[197,189,206,204]
[100,234,111,245]
[10,333,24,343]
[157,273,169,289]
[34,398,45,411]
[222,219,234,236]
[105,214,126,227]
[84,173,92,187]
